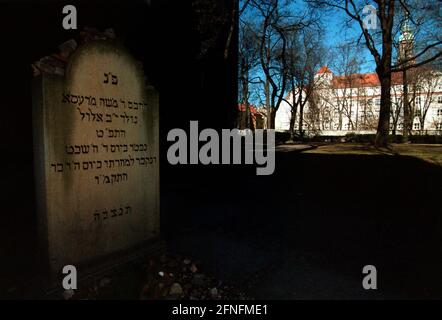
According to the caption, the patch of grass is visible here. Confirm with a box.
[304,143,391,155]
[305,143,442,166]
[391,144,442,166]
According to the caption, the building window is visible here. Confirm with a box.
[437,123,442,130]
[415,97,422,105]
[438,96,442,104]
[438,109,442,116]
[414,123,420,130]
[375,98,381,106]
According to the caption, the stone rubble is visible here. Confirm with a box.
[31,27,116,77]
[66,253,250,300]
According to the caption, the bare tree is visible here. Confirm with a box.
[313,90,334,130]
[303,89,324,133]
[308,0,442,147]
[358,92,379,130]
[239,18,260,129]
[329,43,363,131]
[412,67,440,132]
[246,0,316,129]
[390,83,403,135]
[284,28,325,139]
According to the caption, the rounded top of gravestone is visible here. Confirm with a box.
[65,40,148,97]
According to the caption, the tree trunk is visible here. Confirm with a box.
[375,71,392,148]
[402,69,410,142]
[289,110,296,140]
[239,55,249,130]
[245,103,251,129]
[374,1,395,148]
[289,113,295,141]
[265,79,271,129]
[289,80,297,140]
[267,108,276,130]
[298,103,304,139]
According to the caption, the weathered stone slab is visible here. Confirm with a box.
[32,40,159,273]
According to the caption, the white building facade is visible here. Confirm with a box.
[276,21,442,136]
[276,68,442,136]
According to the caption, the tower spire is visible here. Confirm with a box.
[398,13,415,65]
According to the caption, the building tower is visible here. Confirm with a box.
[315,66,333,87]
[398,15,415,66]
[398,14,416,136]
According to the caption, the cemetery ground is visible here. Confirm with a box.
[1,142,442,299]
[162,142,442,299]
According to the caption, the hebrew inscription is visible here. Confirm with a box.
[55,92,157,202]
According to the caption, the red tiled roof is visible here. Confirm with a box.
[331,71,407,88]
[317,66,333,74]
[332,73,378,88]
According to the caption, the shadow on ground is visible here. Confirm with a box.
[1,147,441,299]
[162,149,442,299]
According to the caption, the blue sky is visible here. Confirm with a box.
[241,0,378,74]
[322,10,377,73]
[241,0,441,106]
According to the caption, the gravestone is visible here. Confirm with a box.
[32,40,159,273]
